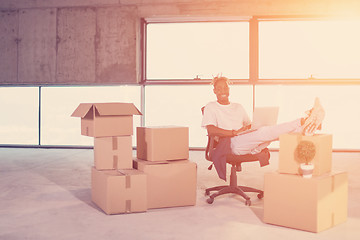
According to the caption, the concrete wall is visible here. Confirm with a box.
[0,6,138,84]
[1,0,360,85]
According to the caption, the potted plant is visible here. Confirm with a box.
[295,140,316,178]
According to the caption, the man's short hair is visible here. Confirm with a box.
[211,75,231,87]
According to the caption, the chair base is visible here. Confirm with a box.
[205,164,264,206]
[205,185,263,206]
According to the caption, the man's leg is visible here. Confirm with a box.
[231,119,302,155]
[231,97,325,155]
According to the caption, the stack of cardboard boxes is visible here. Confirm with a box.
[134,126,197,209]
[72,102,146,214]
[72,103,197,214]
[263,133,348,232]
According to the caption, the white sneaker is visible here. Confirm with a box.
[302,97,325,136]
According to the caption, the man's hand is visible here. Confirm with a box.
[233,124,251,136]
[242,124,252,131]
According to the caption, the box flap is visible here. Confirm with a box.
[71,103,94,118]
[94,103,142,116]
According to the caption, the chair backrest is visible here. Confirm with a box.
[202,106,218,161]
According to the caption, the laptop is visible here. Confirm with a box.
[237,106,279,135]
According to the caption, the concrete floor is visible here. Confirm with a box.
[0,148,359,240]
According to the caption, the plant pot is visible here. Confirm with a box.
[300,163,314,178]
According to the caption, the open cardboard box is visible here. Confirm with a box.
[264,171,348,232]
[133,158,197,209]
[71,102,141,137]
[91,167,147,214]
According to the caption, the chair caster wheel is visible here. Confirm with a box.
[207,197,214,204]
[245,199,251,206]
[257,192,264,199]
[205,190,210,196]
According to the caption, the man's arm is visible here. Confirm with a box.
[206,124,251,137]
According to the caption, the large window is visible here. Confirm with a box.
[0,87,39,144]
[259,20,360,79]
[146,21,249,80]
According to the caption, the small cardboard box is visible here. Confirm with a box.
[279,133,332,176]
[91,167,147,214]
[133,158,197,209]
[71,102,141,137]
[137,126,189,161]
[264,171,348,233]
[94,136,133,170]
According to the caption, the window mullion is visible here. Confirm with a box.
[249,17,259,85]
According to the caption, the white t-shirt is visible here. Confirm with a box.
[201,101,251,130]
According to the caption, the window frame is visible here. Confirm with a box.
[142,15,360,85]
[0,83,141,149]
[256,15,360,84]
[141,17,253,85]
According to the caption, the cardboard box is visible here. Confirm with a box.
[133,158,196,209]
[264,171,348,232]
[137,126,189,161]
[91,167,147,214]
[279,133,332,176]
[71,102,141,137]
[94,136,133,170]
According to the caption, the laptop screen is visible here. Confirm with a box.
[251,107,279,129]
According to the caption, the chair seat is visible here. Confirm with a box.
[226,148,270,165]
[226,153,259,164]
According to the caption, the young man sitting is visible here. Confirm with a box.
[201,76,325,179]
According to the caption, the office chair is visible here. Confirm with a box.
[202,107,270,206]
